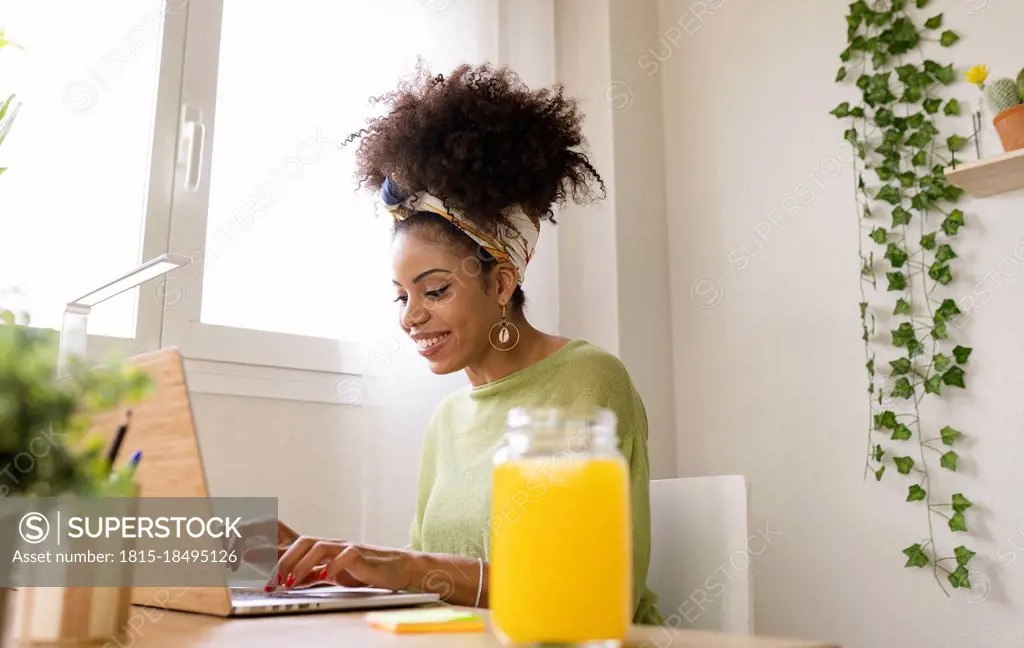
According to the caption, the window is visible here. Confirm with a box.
[2,0,554,384]
[162,0,506,373]
[0,0,166,347]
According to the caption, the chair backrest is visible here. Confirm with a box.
[648,475,753,634]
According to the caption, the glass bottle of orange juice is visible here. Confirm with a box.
[489,406,632,646]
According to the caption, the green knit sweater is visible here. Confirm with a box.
[409,339,663,625]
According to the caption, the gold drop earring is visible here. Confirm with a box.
[488,303,520,352]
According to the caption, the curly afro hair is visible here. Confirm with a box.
[349,62,606,311]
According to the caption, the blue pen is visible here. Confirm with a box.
[126,450,142,476]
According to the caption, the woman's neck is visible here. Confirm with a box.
[463,315,559,388]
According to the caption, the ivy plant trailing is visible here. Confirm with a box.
[831,0,976,595]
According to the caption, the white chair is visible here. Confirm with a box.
[647,475,754,634]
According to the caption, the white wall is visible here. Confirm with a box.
[556,0,678,479]
[660,0,1024,646]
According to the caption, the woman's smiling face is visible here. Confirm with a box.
[391,227,501,375]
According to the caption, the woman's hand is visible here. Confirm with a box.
[267,538,414,592]
[227,516,300,574]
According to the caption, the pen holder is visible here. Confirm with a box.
[12,488,139,645]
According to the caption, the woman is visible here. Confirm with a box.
[261,63,662,625]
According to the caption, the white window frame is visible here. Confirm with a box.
[76,0,555,401]
[81,0,189,366]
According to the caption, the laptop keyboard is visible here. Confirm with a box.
[232,588,315,600]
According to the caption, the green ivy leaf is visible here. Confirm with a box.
[891,322,916,347]
[952,345,972,364]
[947,565,970,588]
[874,444,885,462]
[911,193,932,211]
[875,410,897,430]
[932,320,948,341]
[906,130,933,148]
[939,30,960,47]
[924,13,943,29]
[928,262,953,286]
[859,301,869,319]
[920,232,937,250]
[903,543,929,567]
[954,545,976,567]
[875,465,885,481]
[940,426,962,445]
[889,357,913,375]
[936,299,961,321]
[831,102,852,118]
[902,86,923,103]
[850,106,865,118]
[903,115,923,132]
[942,366,966,388]
[944,184,965,201]
[948,510,967,532]
[952,493,973,512]
[924,374,942,395]
[898,171,917,188]
[836,66,848,82]
[932,354,952,373]
[947,134,967,151]
[886,272,907,291]
[915,0,929,7]
[893,456,915,474]
[943,99,960,116]
[946,565,970,589]
[935,244,958,262]
[940,450,959,471]
[885,244,909,268]
[893,298,912,315]
[892,377,915,399]
[876,185,902,205]
[891,423,913,441]
[910,151,927,167]
[874,107,894,127]
[921,98,942,114]
[942,209,965,236]
[870,227,889,245]
[866,356,875,376]
[935,63,956,85]
[907,339,925,358]
[907,484,927,501]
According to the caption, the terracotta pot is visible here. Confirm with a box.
[993,104,1024,152]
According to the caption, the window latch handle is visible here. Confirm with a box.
[178,105,205,192]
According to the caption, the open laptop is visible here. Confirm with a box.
[87,347,439,617]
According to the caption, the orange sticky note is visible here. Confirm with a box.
[366,608,485,634]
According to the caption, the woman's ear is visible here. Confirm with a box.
[494,263,519,306]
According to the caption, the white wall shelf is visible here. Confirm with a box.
[945,148,1024,198]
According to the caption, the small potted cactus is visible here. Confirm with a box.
[966,64,1024,152]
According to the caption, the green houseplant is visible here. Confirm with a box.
[0,306,152,635]
[831,0,978,596]
[964,63,1024,152]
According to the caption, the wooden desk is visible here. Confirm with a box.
[91,606,838,648]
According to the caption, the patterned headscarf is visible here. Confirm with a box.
[379,176,540,285]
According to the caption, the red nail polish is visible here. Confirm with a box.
[277,574,282,585]
[285,574,295,588]
[264,585,273,592]
[318,567,329,580]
